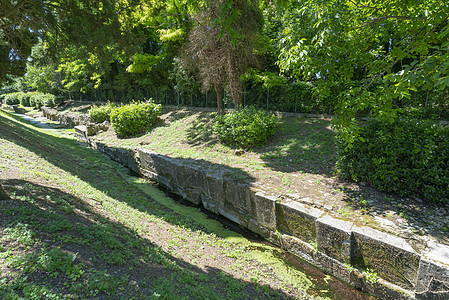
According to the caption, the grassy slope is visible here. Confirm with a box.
[91,108,449,247]
[93,108,338,198]
[0,110,374,299]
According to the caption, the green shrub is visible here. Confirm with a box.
[337,118,449,203]
[2,92,21,105]
[89,102,115,123]
[214,106,278,149]
[29,92,56,109]
[110,100,161,137]
[19,92,32,107]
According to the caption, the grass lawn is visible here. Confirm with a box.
[89,107,449,250]
[0,110,374,299]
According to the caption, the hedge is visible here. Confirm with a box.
[337,118,449,203]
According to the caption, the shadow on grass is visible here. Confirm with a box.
[0,180,299,299]
[185,111,219,148]
[257,117,337,176]
[0,111,313,299]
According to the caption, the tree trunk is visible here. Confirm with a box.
[0,184,10,200]
[226,48,243,109]
[214,83,224,113]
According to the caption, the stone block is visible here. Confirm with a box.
[254,192,277,230]
[13,105,26,114]
[280,233,316,264]
[416,242,449,300]
[315,251,352,282]
[316,215,353,264]
[276,200,324,243]
[171,162,205,205]
[202,170,226,215]
[224,179,252,215]
[74,125,88,142]
[351,225,420,290]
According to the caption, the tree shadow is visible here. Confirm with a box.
[0,180,299,299]
[256,117,336,176]
[185,111,220,148]
[337,180,449,246]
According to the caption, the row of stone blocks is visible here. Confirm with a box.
[87,141,448,300]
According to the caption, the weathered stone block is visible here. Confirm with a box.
[276,200,324,243]
[137,149,174,190]
[13,105,26,114]
[202,170,226,215]
[315,251,352,282]
[218,204,246,226]
[416,241,449,300]
[316,215,353,264]
[351,225,420,290]
[254,192,277,230]
[224,179,251,215]
[280,233,316,264]
[74,125,88,142]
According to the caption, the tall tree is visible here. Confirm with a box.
[182,0,263,111]
[277,0,449,140]
[0,0,123,81]
[0,0,127,198]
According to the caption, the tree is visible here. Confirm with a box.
[277,0,449,141]
[0,0,127,198]
[0,0,124,81]
[182,0,263,111]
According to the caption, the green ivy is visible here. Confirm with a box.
[214,106,278,149]
[337,117,449,203]
[110,100,161,137]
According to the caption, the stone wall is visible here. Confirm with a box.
[42,108,449,300]
[88,142,449,300]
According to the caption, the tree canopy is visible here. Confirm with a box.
[0,0,447,124]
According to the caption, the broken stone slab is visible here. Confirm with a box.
[415,241,449,300]
[351,225,420,290]
[1,104,14,111]
[277,200,324,243]
[87,121,109,136]
[12,105,26,114]
[74,125,88,142]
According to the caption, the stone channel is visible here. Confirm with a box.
[36,106,449,300]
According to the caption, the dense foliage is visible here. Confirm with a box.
[337,119,449,203]
[1,92,58,108]
[110,101,161,137]
[89,102,116,123]
[1,0,449,202]
[214,106,277,148]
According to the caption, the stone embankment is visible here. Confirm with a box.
[39,107,449,300]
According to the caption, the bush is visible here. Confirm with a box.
[214,106,278,149]
[110,100,161,137]
[2,92,21,105]
[29,93,56,109]
[19,92,32,107]
[89,102,115,123]
[337,118,449,203]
